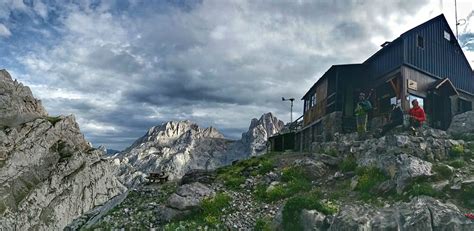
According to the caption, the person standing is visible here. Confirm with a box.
[355,92,372,134]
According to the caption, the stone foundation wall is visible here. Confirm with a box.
[297,111,343,151]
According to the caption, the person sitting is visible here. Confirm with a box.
[380,103,403,136]
[408,99,426,133]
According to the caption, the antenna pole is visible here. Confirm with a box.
[290,99,293,123]
[455,0,458,38]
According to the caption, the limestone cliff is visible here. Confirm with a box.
[0,70,126,230]
[114,113,285,186]
[0,69,47,127]
[114,120,232,186]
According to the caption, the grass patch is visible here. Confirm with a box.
[452,133,474,141]
[355,166,389,200]
[89,182,178,230]
[217,155,275,189]
[460,187,474,209]
[258,159,275,175]
[164,192,231,230]
[254,166,312,202]
[282,192,337,231]
[432,164,453,180]
[448,159,466,168]
[450,144,464,158]
[407,182,439,198]
[254,217,272,231]
[45,116,62,126]
[339,155,357,172]
[326,148,339,157]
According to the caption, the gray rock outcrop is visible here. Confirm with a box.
[114,113,284,186]
[239,113,285,156]
[157,182,215,222]
[448,111,474,136]
[0,69,47,127]
[319,196,474,230]
[0,70,126,230]
[114,121,233,186]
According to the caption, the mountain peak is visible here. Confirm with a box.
[0,69,48,127]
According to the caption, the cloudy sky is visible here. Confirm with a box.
[0,0,473,150]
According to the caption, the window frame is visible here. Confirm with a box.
[416,34,425,49]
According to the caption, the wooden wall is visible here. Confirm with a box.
[303,78,328,126]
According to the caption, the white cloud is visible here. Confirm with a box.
[33,0,48,19]
[0,23,11,37]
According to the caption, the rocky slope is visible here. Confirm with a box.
[85,116,474,230]
[114,121,232,186]
[0,70,126,230]
[0,69,47,127]
[114,113,285,186]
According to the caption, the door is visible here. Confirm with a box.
[429,92,452,130]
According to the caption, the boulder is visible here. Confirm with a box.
[300,209,329,231]
[328,196,474,230]
[166,182,215,211]
[292,158,328,180]
[179,169,217,185]
[448,111,474,136]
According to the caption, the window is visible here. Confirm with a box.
[457,98,472,114]
[311,94,316,107]
[417,35,424,49]
[444,31,451,41]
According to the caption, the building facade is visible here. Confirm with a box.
[296,14,474,152]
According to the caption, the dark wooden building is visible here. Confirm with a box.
[296,14,474,151]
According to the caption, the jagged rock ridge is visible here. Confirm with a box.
[0,70,126,230]
[115,120,232,185]
[0,69,47,127]
[114,113,285,186]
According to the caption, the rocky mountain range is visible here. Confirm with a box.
[113,113,285,186]
[0,70,126,230]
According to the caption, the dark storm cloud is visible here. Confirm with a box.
[3,0,472,150]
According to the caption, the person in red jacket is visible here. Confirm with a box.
[409,99,426,129]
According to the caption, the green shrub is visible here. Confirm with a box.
[217,156,276,189]
[460,187,474,209]
[281,166,309,182]
[254,166,312,202]
[254,217,272,231]
[408,182,439,197]
[355,166,388,199]
[217,166,246,189]
[432,164,453,180]
[448,159,466,168]
[258,159,275,174]
[201,193,231,218]
[339,155,357,172]
[45,116,62,126]
[282,193,337,231]
[450,144,464,158]
[452,133,474,141]
[164,192,231,229]
[326,148,339,157]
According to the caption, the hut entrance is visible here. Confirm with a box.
[427,78,458,130]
